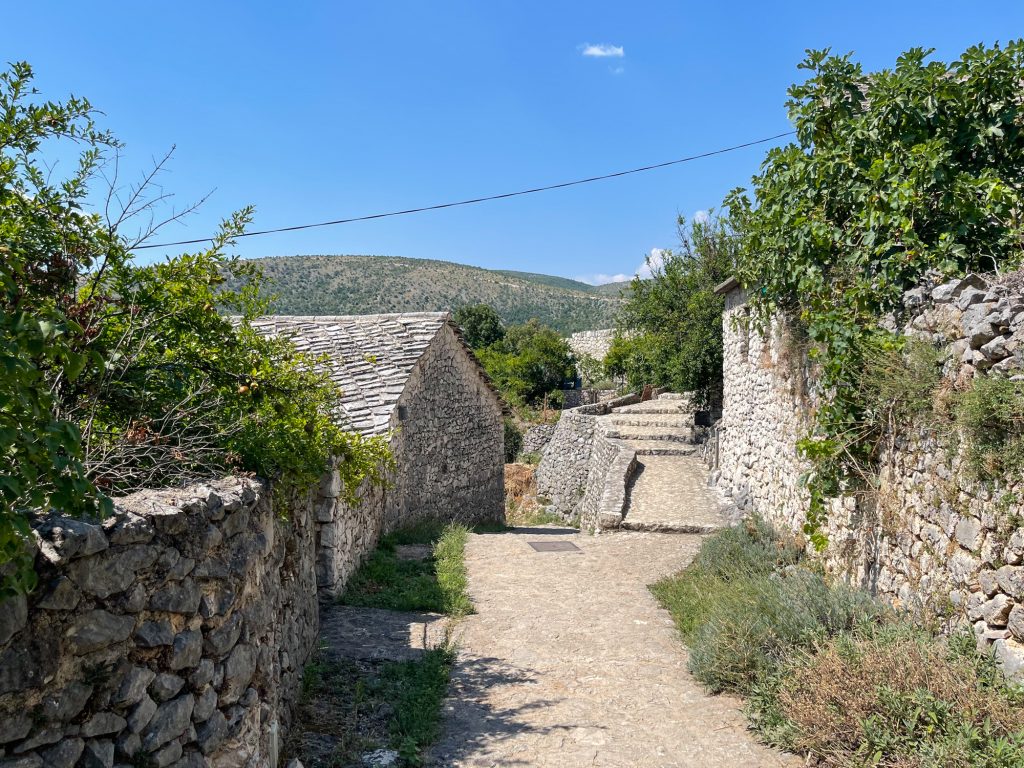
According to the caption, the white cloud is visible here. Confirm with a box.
[580,43,624,58]
[577,272,631,286]
[693,209,710,225]
[636,247,667,279]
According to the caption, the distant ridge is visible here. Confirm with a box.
[239,254,628,334]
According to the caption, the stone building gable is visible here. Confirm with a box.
[250,312,501,435]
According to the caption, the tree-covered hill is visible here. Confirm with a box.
[237,255,625,334]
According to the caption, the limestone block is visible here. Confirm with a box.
[996,565,1024,600]
[66,610,135,654]
[994,637,1024,682]
[141,693,194,751]
[981,593,1014,627]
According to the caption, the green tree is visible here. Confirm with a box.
[477,320,574,406]
[608,214,736,407]
[726,42,1024,538]
[453,303,505,349]
[0,62,390,595]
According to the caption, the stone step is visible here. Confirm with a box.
[612,402,692,415]
[608,415,694,428]
[606,426,697,443]
[628,443,699,456]
[619,454,731,533]
[618,520,723,534]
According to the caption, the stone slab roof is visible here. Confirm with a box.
[250,312,499,437]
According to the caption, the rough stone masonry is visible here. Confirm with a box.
[714,272,1024,680]
[0,478,318,768]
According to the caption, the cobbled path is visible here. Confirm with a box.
[428,526,798,768]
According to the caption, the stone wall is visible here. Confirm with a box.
[521,424,556,456]
[575,429,637,531]
[387,324,505,530]
[313,469,387,594]
[534,394,640,522]
[716,273,1024,678]
[567,329,616,362]
[314,324,505,594]
[0,477,319,768]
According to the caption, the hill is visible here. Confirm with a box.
[240,255,625,334]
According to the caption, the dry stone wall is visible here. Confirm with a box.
[0,477,318,768]
[521,424,556,456]
[716,274,1024,679]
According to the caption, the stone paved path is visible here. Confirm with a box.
[608,397,732,533]
[428,526,798,768]
[621,455,731,533]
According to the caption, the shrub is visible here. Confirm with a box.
[653,519,886,694]
[477,320,574,406]
[650,518,805,639]
[610,214,736,407]
[756,624,1024,767]
[728,42,1024,535]
[686,567,886,695]
[0,62,391,594]
[503,418,523,463]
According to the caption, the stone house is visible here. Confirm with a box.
[251,312,506,591]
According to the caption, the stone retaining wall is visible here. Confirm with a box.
[534,395,640,525]
[566,329,616,362]
[717,273,1024,678]
[575,429,637,531]
[0,477,318,768]
[521,424,556,456]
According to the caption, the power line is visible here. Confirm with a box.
[132,130,795,250]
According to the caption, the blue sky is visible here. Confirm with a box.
[7,3,1024,283]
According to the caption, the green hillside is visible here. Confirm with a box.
[239,255,624,334]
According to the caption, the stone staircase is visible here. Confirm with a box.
[606,396,731,533]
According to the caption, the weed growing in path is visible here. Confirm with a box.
[340,522,474,616]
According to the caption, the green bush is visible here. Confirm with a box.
[610,214,735,407]
[503,419,523,463]
[728,42,1024,535]
[655,520,1024,766]
[477,319,574,407]
[686,567,886,694]
[0,62,391,594]
[650,517,805,639]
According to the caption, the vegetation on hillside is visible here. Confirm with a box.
[453,303,506,350]
[236,254,622,334]
[0,62,389,595]
[606,214,736,407]
[652,521,1024,767]
[724,42,1024,540]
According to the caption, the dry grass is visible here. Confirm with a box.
[504,463,535,500]
[775,628,1024,765]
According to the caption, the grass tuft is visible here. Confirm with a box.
[341,521,474,617]
[434,524,473,618]
[381,645,457,764]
